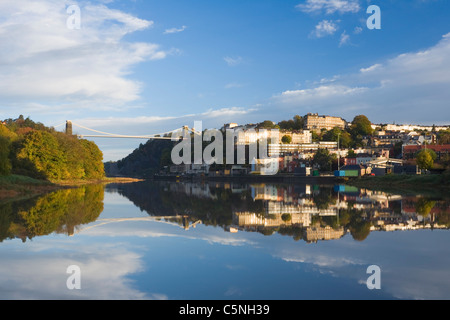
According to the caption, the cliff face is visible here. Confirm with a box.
[105,139,175,178]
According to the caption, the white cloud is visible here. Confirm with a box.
[310,20,338,38]
[224,56,244,66]
[0,0,169,112]
[225,82,246,89]
[360,63,382,73]
[339,31,350,46]
[272,33,450,125]
[0,241,164,300]
[354,26,363,34]
[296,0,361,15]
[164,25,187,34]
[279,84,367,103]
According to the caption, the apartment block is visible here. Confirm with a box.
[304,113,347,133]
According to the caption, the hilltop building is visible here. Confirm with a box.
[304,113,347,133]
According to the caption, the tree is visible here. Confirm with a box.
[322,127,352,148]
[0,136,11,176]
[416,149,437,170]
[438,130,450,144]
[257,120,279,130]
[278,115,304,131]
[14,130,67,180]
[415,198,436,217]
[313,148,336,172]
[281,135,292,144]
[351,115,373,137]
[79,139,105,179]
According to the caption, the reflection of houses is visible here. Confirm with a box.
[168,182,217,199]
[232,211,311,228]
[170,164,210,175]
[305,226,345,243]
[251,184,281,201]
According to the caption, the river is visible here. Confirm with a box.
[0,180,449,300]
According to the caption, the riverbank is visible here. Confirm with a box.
[346,172,450,197]
[153,171,450,197]
[0,175,143,202]
[153,173,339,185]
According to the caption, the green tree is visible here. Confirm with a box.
[257,120,279,129]
[278,115,304,130]
[79,139,105,179]
[347,149,357,158]
[0,136,11,176]
[313,148,336,172]
[415,198,436,217]
[437,130,450,144]
[14,130,67,180]
[351,115,373,137]
[416,149,437,170]
[322,127,352,148]
[281,135,292,144]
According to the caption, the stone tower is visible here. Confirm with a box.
[66,121,73,135]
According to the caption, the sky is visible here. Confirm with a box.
[0,0,449,161]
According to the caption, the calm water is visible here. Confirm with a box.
[0,180,449,300]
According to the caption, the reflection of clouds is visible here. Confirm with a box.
[77,218,450,300]
[0,240,166,300]
[78,220,256,247]
[266,232,450,300]
[224,286,244,297]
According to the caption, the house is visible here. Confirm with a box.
[337,164,367,177]
[393,164,420,175]
[403,145,450,161]
[304,113,347,133]
[251,158,280,175]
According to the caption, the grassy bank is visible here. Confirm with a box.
[0,175,143,202]
[0,175,61,201]
[346,172,450,197]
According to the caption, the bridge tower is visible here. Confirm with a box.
[66,120,73,135]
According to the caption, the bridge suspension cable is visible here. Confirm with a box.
[70,121,186,140]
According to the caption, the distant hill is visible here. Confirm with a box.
[105,139,175,178]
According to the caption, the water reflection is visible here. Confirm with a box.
[1,182,448,244]
[0,184,104,242]
[0,181,449,300]
[109,181,450,243]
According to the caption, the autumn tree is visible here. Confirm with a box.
[313,148,336,172]
[351,115,373,137]
[281,135,292,144]
[0,136,11,176]
[416,149,437,170]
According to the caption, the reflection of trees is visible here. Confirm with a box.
[415,198,437,217]
[0,184,104,242]
[110,181,450,243]
[313,186,337,210]
[112,181,265,228]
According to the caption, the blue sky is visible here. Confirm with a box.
[0,0,449,160]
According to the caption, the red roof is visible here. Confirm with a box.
[403,145,450,152]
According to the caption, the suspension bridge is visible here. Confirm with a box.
[71,216,203,236]
[53,120,201,140]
